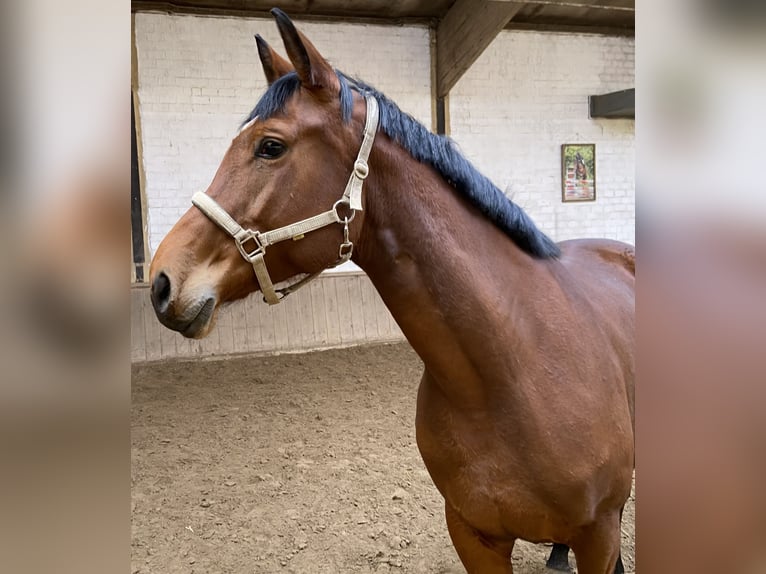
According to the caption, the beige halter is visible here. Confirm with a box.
[191,94,379,304]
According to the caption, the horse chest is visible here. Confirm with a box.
[415,375,602,542]
[415,408,554,539]
[419,427,559,540]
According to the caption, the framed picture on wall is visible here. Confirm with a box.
[561,144,596,202]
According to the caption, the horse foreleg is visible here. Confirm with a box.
[444,502,515,574]
[614,504,626,574]
[546,542,624,574]
[569,511,622,574]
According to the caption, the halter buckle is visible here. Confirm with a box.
[234,229,264,262]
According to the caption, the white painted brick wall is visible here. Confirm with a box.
[450,31,635,245]
[134,13,432,254]
[135,15,634,256]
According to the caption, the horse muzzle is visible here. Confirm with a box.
[150,270,217,338]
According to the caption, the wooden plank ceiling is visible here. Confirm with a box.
[131,0,635,34]
[132,0,634,108]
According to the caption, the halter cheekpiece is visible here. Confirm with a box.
[191,94,379,304]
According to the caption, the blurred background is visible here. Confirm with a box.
[0,0,763,572]
[0,2,128,574]
[638,1,766,571]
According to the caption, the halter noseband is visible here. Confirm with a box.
[191,94,379,305]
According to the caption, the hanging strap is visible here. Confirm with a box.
[342,96,378,211]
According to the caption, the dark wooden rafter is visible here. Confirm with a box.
[436,0,523,98]
[511,0,633,8]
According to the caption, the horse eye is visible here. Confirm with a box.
[256,139,286,159]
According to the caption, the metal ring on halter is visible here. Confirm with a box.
[332,199,357,223]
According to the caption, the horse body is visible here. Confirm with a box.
[354,135,634,565]
[148,10,634,572]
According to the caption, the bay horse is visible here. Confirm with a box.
[575,152,588,181]
[149,10,635,573]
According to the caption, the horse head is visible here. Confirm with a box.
[149,10,373,338]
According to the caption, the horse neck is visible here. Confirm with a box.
[353,137,546,405]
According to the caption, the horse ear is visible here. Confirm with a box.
[255,34,294,86]
[270,8,338,91]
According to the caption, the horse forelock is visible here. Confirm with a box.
[240,70,560,260]
[241,72,302,128]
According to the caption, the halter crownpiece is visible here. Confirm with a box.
[191,94,379,305]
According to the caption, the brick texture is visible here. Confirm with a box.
[135,15,634,253]
[450,30,635,244]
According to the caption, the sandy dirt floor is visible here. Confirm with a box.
[132,342,635,573]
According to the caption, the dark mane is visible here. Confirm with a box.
[243,71,560,259]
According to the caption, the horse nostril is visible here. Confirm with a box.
[151,271,172,314]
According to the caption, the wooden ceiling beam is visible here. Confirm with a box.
[436,0,523,98]
[504,0,633,9]
[505,22,633,35]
